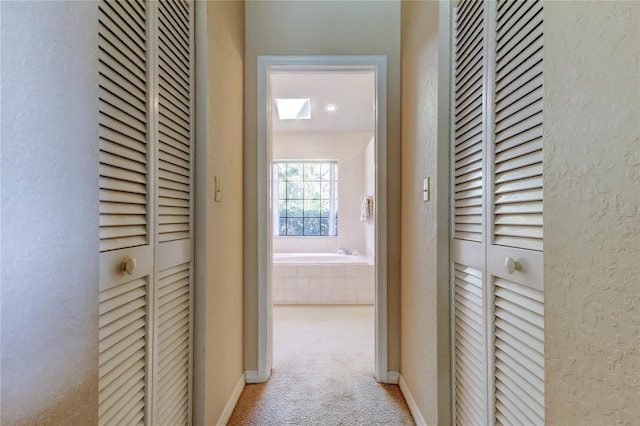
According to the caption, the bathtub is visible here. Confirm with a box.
[272,253,375,305]
[273,252,372,265]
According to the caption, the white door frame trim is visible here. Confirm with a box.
[254,55,390,383]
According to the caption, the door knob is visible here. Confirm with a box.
[121,256,137,275]
[504,257,521,274]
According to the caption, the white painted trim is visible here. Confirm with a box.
[244,370,261,384]
[399,374,428,426]
[386,370,400,384]
[256,55,389,383]
[256,57,272,383]
[192,1,209,423]
[216,373,246,426]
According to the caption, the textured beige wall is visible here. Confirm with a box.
[544,1,640,423]
[1,1,99,423]
[193,1,245,424]
[400,1,451,424]
[244,0,401,371]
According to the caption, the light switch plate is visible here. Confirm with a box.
[423,177,430,202]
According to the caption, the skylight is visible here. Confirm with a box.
[275,98,311,120]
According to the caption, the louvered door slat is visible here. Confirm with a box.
[495,0,518,22]
[455,177,482,194]
[455,367,484,412]
[100,71,145,115]
[159,149,189,169]
[455,282,482,305]
[100,177,147,196]
[495,152,542,177]
[496,50,542,103]
[160,179,190,194]
[159,14,189,63]
[99,33,145,79]
[118,0,145,28]
[100,91,146,122]
[496,0,537,43]
[99,127,146,158]
[159,120,190,149]
[159,2,189,42]
[494,276,545,426]
[455,342,484,386]
[100,364,145,419]
[455,325,483,357]
[158,0,192,246]
[159,72,190,111]
[453,263,485,425]
[127,0,146,21]
[495,338,544,383]
[496,132,541,162]
[495,72,542,114]
[99,71,146,108]
[100,164,146,186]
[155,260,191,425]
[100,1,146,58]
[495,350,544,403]
[496,24,542,80]
[160,144,190,163]
[495,88,543,127]
[492,0,543,253]
[100,151,147,175]
[455,304,483,338]
[456,4,482,52]
[160,108,190,138]
[100,102,147,135]
[100,115,147,148]
[158,169,190,186]
[99,276,147,426]
[498,15,541,71]
[158,356,189,396]
[455,40,483,90]
[160,4,189,48]
[99,0,149,254]
[496,0,527,33]
[494,98,542,134]
[454,0,484,243]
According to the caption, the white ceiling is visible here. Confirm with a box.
[270,71,375,133]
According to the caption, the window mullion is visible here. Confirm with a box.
[329,163,337,236]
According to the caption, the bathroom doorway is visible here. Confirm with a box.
[254,56,390,384]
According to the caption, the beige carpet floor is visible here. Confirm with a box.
[227,305,415,425]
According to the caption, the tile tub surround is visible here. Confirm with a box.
[272,256,374,304]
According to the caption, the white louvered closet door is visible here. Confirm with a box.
[450,1,544,425]
[98,1,194,425]
[450,0,488,424]
[151,0,194,424]
[487,1,544,424]
[98,1,152,424]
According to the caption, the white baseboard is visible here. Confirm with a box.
[245,369,261,384]
[399,374,427,426]
[216,373,245,426]
[386,370,400,384]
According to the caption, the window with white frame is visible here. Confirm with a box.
[272,161,338,236]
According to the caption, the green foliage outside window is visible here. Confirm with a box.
[275,162,338,236]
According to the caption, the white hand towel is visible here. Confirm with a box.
[360,195,374,223]
[360,194,368,222]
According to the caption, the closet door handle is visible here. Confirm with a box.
[504,257,521,274]
[120,256,137,275]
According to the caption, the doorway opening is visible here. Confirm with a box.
[254,56,390,384]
